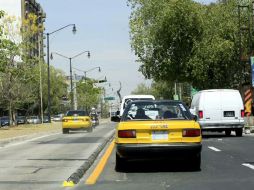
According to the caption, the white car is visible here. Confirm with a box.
[27,116,41,124]
[190,89,244,136]
[52,115,63,122]
[119,95,155,116]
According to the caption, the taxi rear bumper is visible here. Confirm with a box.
[116,143,202,159]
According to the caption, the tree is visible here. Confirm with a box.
[129,0,252,91]
[131,81,174,100]
[131,83,152,95]
[129,0,203,83]
[0,13,40,123]
[188,0,249,89]
[76,80,102,112]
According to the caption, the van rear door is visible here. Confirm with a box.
[220,91,242,122]
[202,92,222,123]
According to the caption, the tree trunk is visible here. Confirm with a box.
[8,102,13,126]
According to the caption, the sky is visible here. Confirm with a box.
[1,0,216,98]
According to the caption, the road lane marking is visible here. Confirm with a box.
[85,140,115,185]
[208,146,221,152]
[242,163,254,170]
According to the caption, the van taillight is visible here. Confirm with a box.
[198,111,203,119]
[118,130,136,138]
[183,129,201,137]
[241,110,244,117]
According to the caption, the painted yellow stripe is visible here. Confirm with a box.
[63,180,75,187]
[85,140,115,185]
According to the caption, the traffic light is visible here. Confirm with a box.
[98,76,107,83]
[98,79,107,83]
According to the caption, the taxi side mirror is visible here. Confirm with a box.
[111,116,120,122]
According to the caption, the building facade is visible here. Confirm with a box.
[0,0,46,58]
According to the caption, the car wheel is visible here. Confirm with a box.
[225,130,231,137]
[62,128,69,134]
[87,126,93,133]
[235,128,243,137]
[115,153,127,172]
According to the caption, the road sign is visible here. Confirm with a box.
[191,87,199,97]
[104,96,115,101]
[173,94,179,100]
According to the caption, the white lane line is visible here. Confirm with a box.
[1,132,61,149]
[208,146,221,152]
[242,163,254,170]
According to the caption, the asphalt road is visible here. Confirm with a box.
[0,122,115,190]
[76,132,254,190]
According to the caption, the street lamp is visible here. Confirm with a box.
[72,66,101,80]
[46,24,76,123]
[50,50,91,109]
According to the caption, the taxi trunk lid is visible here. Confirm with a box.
[117,120,200,143]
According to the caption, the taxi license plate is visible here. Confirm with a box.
[152,131,168,140]
[73,118,78,121]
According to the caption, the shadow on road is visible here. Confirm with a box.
[116,159,201,173]
[202,131,240,139]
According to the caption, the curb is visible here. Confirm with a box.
[63,130,115,186]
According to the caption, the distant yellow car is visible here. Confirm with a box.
[111,100,202,171]
[62,110,93,134]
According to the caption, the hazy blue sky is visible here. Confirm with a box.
[37,0,216,97]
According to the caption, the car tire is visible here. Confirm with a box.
[225,130,231,137]
[235,128,243,137]
[115,153,127,172]
[62,128,69,134]
[87,126,93,133]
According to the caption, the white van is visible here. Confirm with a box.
[119,95,155,116]
[190,89,244,136]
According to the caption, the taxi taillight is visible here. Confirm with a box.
[63,119,68,122]
[183,129,201,137]
[118,130,136,138]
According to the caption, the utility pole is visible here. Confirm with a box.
[38,34,43,123]
[238,5,252,85]
[73,73,78,110]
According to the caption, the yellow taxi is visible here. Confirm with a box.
[62,110,93,134]
[111,100,202,171]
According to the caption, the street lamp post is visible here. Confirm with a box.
[46,24,76,123]
[84,67,101,80]
[73,66,101,81]
[50,50,91,109]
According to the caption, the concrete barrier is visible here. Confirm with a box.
[244,116,254,133]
